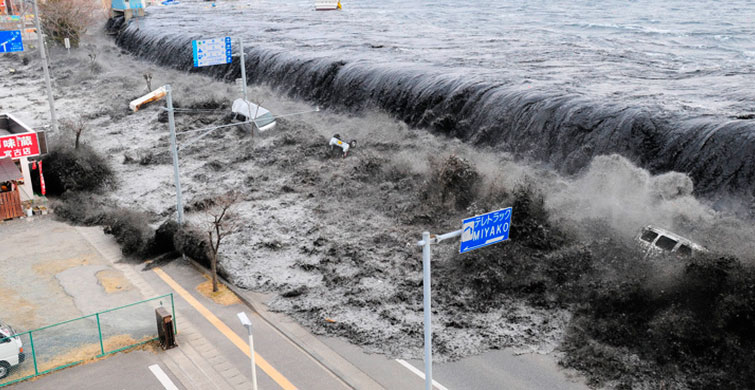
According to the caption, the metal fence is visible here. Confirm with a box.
[0,293,175,387]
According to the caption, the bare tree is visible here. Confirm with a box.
[143,72,153,92]
[38,0,101,47]
[87,49,98,71]
[206,192,241,292]
[60,116,86,149]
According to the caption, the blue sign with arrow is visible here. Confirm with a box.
[460,207,512,253]
[0,30,24,53]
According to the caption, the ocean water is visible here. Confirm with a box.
[114,0,755,202]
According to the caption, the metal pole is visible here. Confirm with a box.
[238,38,256,133]
[96,313,105,356]
[29,332,38,375]
[422,231,432,390]
[247,325,258,390]
[170,293,177,334]
[166,85,184,224]
[32,0,58,133]
[239,38,248,102]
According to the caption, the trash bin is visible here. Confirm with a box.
[156,307,177,350]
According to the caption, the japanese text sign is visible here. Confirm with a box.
[0,30,24,53]
[0,133,40,159]
[460,207,512,253]
[192,37,232,67]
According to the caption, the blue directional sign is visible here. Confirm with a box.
[460,207,512,253]
[192,36,232,67]
[0,30,24,53]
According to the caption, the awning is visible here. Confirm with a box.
[0,157,22,182]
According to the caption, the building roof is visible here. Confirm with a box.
[0,157,22,182]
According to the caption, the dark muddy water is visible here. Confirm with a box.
[113,0,755,203]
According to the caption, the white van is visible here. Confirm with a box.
[0,321,24,379]
[231,98,277,132]
[636,225,707,257]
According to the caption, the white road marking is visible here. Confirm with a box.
[149,364,179,390]
[395,359,450,390]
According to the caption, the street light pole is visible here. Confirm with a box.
[165,84,183,224]
[237,312,258,390]
[31,0,58,133]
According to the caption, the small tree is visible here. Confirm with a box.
[38,0,100,47]
[60,116,86,149]
[206,192,241,292]
[143,72,153,92]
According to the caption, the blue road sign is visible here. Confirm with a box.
[460,207,512,253]
[0,30,24,53]
[192,36,232,67]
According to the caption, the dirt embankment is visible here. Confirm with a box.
[3,28,755,389]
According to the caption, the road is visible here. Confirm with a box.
[4,220,588,389]
[147,260,587,390]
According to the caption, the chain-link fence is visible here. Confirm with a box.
[0,293,175,387]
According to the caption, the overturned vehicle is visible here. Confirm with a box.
[636,225,708,257]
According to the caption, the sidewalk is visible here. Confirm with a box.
[76,226,249,390]
[4,220,384,390]
[78,224,383,390]
[183,258,384,390]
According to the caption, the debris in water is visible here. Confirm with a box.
[329,134,356,158]
[129,85,167,112]
[231,98,277,132]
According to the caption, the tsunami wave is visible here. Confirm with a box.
[109,18,755,209]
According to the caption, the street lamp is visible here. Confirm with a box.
[237,312,258,390]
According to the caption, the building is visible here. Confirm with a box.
[0,113,47,213]
[110,0,145,20]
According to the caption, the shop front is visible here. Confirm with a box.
[0,157,23,219]
[0,113,47,219]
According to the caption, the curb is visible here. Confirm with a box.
[183,257,384,390]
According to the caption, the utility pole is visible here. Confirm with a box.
[32,0,58,133]
[166,85,184,224]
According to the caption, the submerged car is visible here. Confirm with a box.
[636,225,708,257]
[231,98,277,132]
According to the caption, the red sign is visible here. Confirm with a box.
[0,133,40,160]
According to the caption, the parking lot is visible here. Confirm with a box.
[0,217,151,384]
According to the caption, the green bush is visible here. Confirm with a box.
[53,192,109,225]
[562,256,755,389]
[435,181,755,388]
[103,209,154,257]
[42,144,114,195]
[173,225,212,269]
[39,0,100,47]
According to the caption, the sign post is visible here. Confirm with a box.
[165,36,248,225]
[192,36,254,128]
[238,38,248,102]
[417,207,512,390]
[420,231,432,390]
